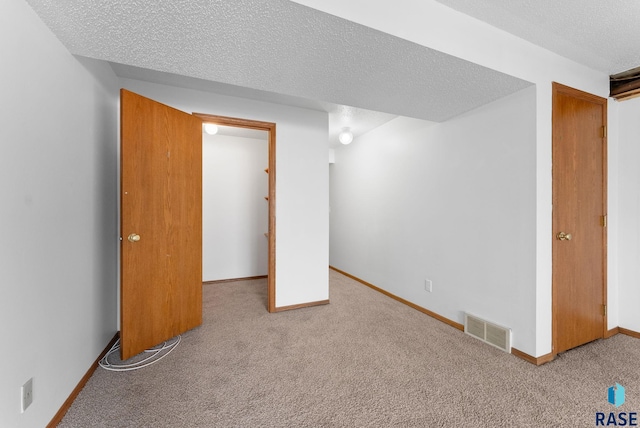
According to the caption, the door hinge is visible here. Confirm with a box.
[602,214,607,227]
[601,125,607,138]
[603,304,607,317]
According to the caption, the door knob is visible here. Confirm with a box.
[556,232,572,241]
[128,233,141,243]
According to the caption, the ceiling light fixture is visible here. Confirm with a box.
[338,128,354,145]
[203,123,219,135]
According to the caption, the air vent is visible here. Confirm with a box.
[464,313,511,353]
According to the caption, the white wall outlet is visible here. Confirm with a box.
[21,378,33,413]
[424,279,432,292]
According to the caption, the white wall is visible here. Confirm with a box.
[0,1,119,426]
[294,0,617,356]
[617,97,640,332]
[203,134,269,281]
[120,78,329,308]
[331,86,537,354]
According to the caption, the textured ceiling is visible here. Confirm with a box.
[111,63,399,146]
[435,0,640,75]
[24,0,531,126]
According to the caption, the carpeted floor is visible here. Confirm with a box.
[59,270,640,427]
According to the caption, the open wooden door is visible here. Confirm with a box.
[552,83,607,354]
[120,89,203,360]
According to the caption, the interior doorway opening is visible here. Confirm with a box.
[194,113,277,312]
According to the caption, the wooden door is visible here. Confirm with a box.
[120,89,203,360]
[552,83,607,354]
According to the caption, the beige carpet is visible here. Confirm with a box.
[59,270,640,427]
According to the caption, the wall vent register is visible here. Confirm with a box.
[464,313,511,353]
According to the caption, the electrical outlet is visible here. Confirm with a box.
[424,279,432,292]
[21,378,33,413]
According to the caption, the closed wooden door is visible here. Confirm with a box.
[552,83,607,354]
[120,89,203,360]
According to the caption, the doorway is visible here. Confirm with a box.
[194,113,277,313]
[551,82,607,354]
[202,125,268,283]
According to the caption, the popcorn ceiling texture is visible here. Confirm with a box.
[24,0,531,122]
[436,0,640,75]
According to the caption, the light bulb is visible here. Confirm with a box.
[339,129,353,145]
[203,123,219,135]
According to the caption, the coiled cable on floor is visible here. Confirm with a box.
[99,335,181,372]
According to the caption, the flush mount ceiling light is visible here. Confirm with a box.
[203,123,219,135]
[338,128,354,145]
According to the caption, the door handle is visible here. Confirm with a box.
[128,233,141,243]
[556,231,572,241]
